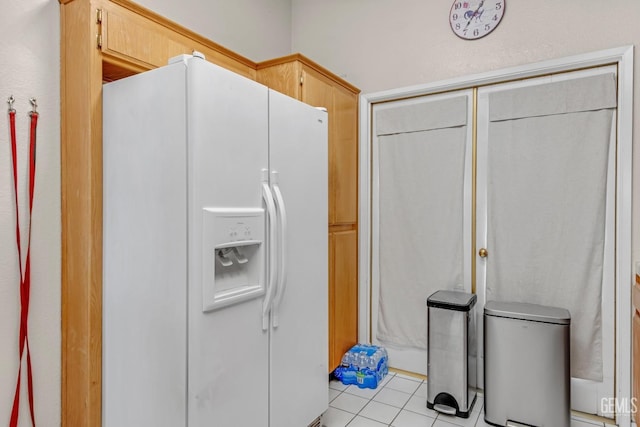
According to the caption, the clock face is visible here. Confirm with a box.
[449,0,505,40]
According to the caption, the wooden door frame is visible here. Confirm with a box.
[358,46,634,427]
[60,1,104,425]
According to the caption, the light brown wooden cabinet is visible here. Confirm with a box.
[330,230,358,371]
[330,87,358,225]
[257,55,360,371]
[96,0,257,81]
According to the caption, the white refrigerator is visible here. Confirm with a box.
[102,54,328,427]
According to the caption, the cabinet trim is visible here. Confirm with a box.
[257,53,360,95]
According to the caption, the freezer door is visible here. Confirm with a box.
[187,57,270,427]
[268,89,329,427]
[103,62,188,427]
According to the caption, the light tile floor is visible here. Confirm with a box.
[323,372,616,427]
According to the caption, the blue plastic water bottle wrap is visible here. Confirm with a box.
[333,344,389,389]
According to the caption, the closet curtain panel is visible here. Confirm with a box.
[375,96,468,349]
[486,73,617,381]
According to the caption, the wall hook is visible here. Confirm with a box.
[7,95,15,112]
[29,97,37,115]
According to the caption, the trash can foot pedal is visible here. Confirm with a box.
[433,404,457,415]
[506,420,534,427]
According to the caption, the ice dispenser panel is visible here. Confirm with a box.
[202,207,265,312]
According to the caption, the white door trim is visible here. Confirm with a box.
[358,45,633,427]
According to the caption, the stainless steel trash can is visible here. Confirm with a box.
[484,301,571,427]
[427,290,477,418]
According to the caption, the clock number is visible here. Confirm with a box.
[451,0,502,39]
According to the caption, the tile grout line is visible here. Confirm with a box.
[335,373,405,426]
[347,373,397,426]
[387,376,427,427]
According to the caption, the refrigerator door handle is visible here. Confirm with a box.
[261,172,278,331]
[271,171,288,328]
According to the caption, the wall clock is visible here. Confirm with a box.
[449,0,505,40]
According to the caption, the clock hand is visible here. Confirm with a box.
[465,0,485,29]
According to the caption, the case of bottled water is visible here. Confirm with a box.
[333,344,388,389]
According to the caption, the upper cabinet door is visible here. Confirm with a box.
[301,66,358,225]
[100,2,257,80]
[332,86,359,225]
[300,67,333,114]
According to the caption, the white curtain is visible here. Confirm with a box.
[376,96,468,349]
[486,73,617,381]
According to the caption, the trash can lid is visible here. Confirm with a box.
[427,290,477,312]
[484,301,570,325]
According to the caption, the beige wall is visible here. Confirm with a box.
[135,0,292,62]
[291,0,640,274]
[0,0,60,425]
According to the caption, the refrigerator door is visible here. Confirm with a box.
[268,89,329,427]
[187,58,270,427]
[103,62,188,427]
